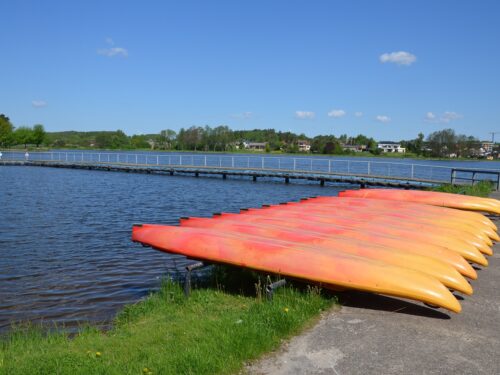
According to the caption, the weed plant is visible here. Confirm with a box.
[431,180,494,197]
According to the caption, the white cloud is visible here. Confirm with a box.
[328,109,346,118]
[231,112,253,119]
[376,115,391,123]
[425,112,436,121]
[379,51,416,66]
[441,111,463,122]
[32,100,47,108]
[425,111,463,123]
[98,38,128,57]
[98,47,128,57]
[295,111,315,119]
[354,112,363,117]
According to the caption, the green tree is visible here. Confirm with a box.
[310,135,340,154]
[32,124,46,147]
[14,126,34,148]
[94,130,130,149]
[426,129,457,157]
[130,135,151,149]
[367,139,378,153]
[415,132,424,155]
[324,141,343,154]
[95,132,113,149]
[159,129,177,149]
[177,126,204,150]
[212,125,232,151]
[403,132,425,155]
[351,134,370,146]
[0,114,14,147]
[110,130,130,149]
[456,135,479,157]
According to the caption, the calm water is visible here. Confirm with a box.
[0,166,348,332]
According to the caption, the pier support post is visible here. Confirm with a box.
[285,177,290,184]
[222,173,227,180]
[170,170,174,176]
[253,175,257,182]
[195,172,199,177]
[320,179,325,186]
[184,262,205,298]
[266,278,286,301]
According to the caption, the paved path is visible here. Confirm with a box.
[248,208,500,374]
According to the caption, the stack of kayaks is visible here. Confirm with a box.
[132,188,498,314]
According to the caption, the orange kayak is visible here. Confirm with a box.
[180,217,474,292]
[339,189,500,215]
[310,195,497,232]
[294,197,498,240]
[265,202,495,247]
[132,224,462,313]
[180,216,477,279]
[308,196,497,238]
[201,212,487,267]
[236,206,492,256]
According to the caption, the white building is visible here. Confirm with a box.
[377,141,406,153]
[480,141,494,154]
[297,140,311,152]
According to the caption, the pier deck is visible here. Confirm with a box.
[1,159,441,189]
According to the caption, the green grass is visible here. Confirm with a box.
[431,180,494,197]
[0,275,334,375]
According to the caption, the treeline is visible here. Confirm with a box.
[0,114,46,148]
[160,126,379,154]
[1,116,379,155]
[402,129,486,158]
[0,113,491,158]
[0,114,154,150]
[45,130,155,149]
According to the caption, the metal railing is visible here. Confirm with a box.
[451,168,500,190]
[2,150,500,185]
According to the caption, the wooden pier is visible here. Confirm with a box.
[0,160,442,189]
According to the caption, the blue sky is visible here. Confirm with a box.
[1,0,499,140]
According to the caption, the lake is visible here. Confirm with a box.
[0,165,348,333]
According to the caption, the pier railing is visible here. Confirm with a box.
[451,168,500,190]
[2,151,500,186]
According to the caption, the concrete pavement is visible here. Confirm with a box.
[248,213,500,374]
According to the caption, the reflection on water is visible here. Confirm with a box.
[0,166,346,332]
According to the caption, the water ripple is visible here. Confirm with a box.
[0,165,345,332]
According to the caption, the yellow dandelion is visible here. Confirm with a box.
[284,307,289,313]
[95,352,101,357]
[143,368,149,374]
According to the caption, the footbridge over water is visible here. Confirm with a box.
[1,151,499,189]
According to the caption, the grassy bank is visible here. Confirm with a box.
[0,276,334,374]
[432,180,494,197]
